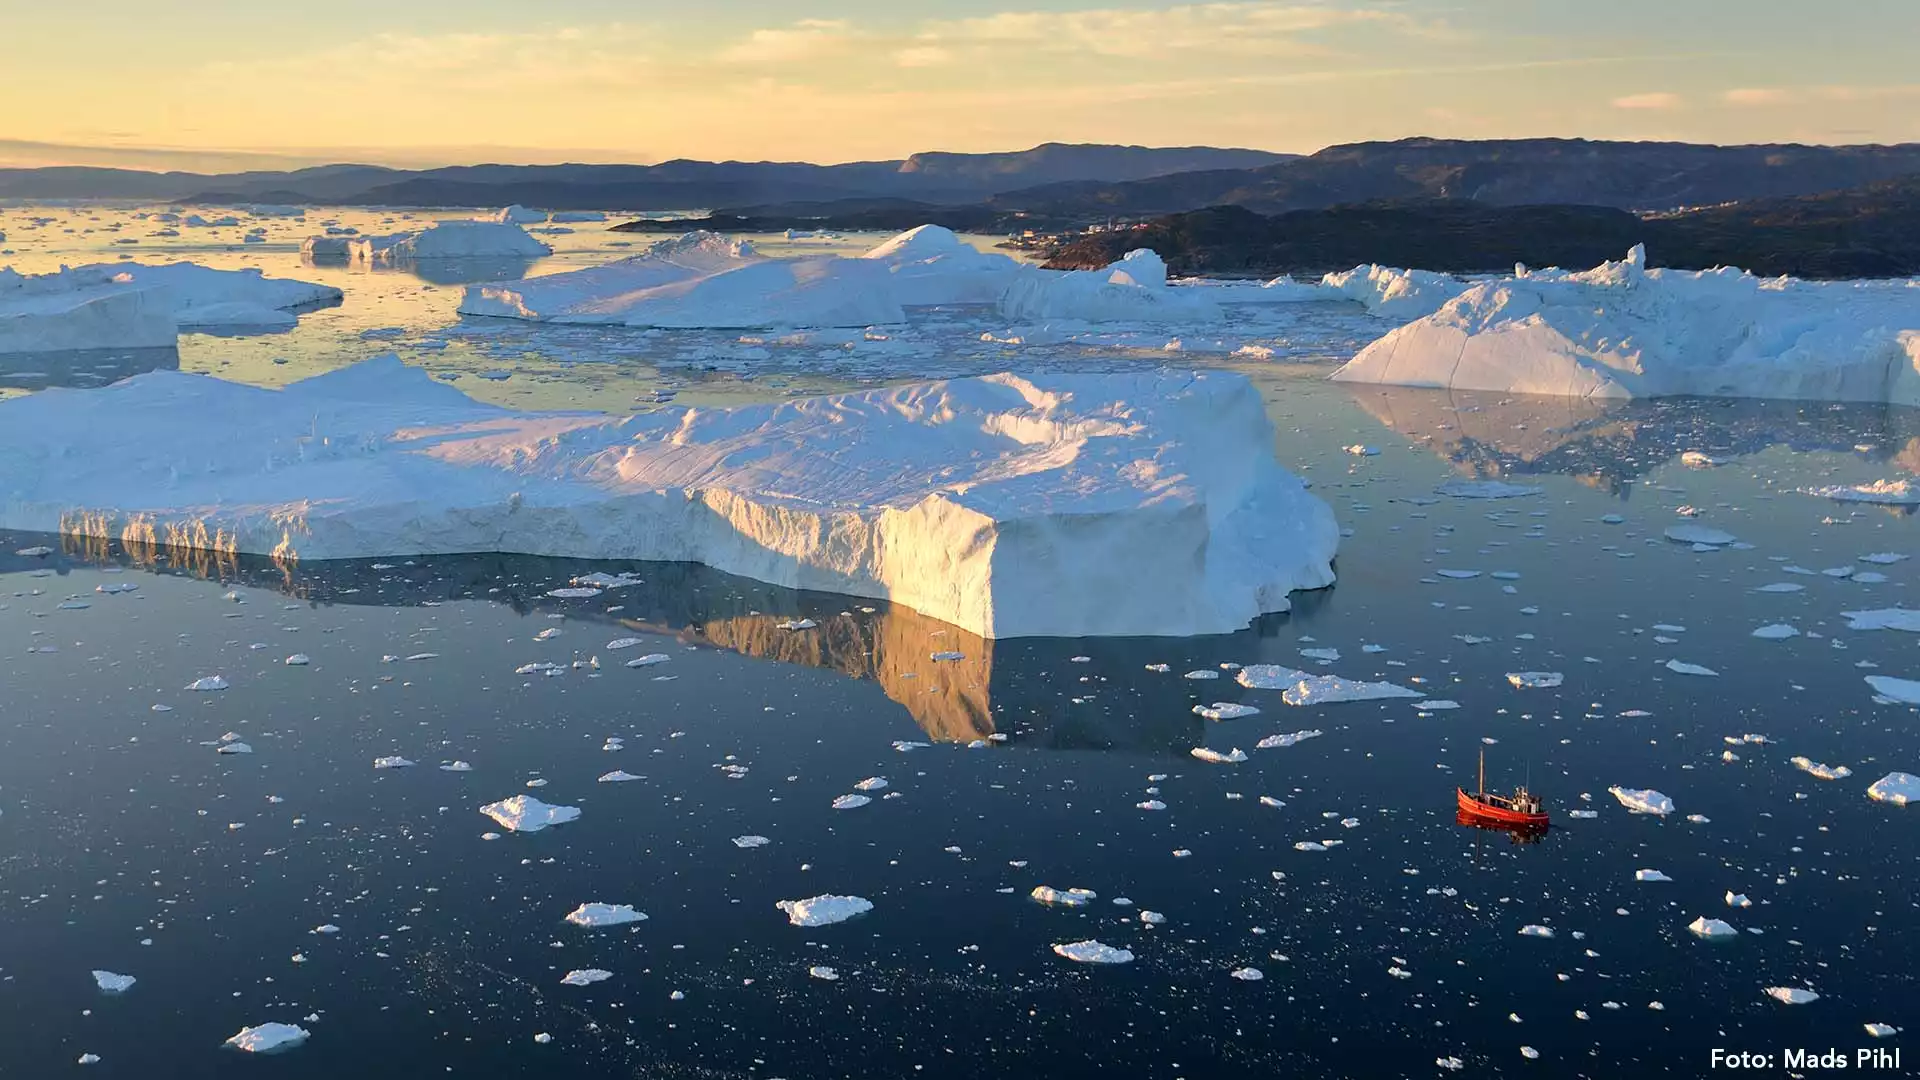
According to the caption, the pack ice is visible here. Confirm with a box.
[0,359,1337,639]
[1332,246,1920,403]
[462,230,892,329]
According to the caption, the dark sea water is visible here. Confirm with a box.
[3,384,1916,1079]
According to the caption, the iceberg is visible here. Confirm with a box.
[564,903,647,927]
[69,262,340,328]
[479,795,581,833]
[859,225,1021,306]
[1052,940,1135,964]
[224,1023,309,1052]
[0,360,1335,640]
[0,266,177,354]
[776,894,873,927]
[1319,264,1468,319]
[998,250,1222,323]
[1235,664,1421,704]
[1332,246,1920,403]
[1608,785,1675,815]
[458,231,900,329]
[1867,771,1919,805]
[481,205,549,225]
[1687,917,1737,939]
[352,220,551,263]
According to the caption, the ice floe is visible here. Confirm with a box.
[565,903,647,927]
[1256,729,1323,749]
[1332,245,1920,404]
[1790,757,1852,780]
[1192,702,1260,720]
[0,360,1335,640]
[1607,786,1674,815]
[1751,624,1799,640]
[224,1023,309,1052]
[1634,869,1673,883]
[1506,672,1564,689]
[1763,986,1819,1005]
[479,795,581,833]
[1867,772,1919,805]
[91,971,135,993]
[1664,660,1718,676]
[1803,479,1920,506]
[1841,608,1920,632]
[560,969,613,986]
[1190,746,1248,764]
[776,894,873,927]
[1030,886,1097,907]
[1052,940,1135,964]
[1865,676,1920,704]
[1234,664,1421,704]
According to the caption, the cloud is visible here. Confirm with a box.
[1611,92,1682,110]
[914,1,1444,60]
[1722,87,1791,106]
[719,19,859,64]
[893,45,953,68]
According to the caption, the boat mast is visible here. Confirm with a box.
[1479,747,1485,797]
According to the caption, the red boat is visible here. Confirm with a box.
[1456,749,1549,829]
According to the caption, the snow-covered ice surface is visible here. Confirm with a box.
[0,360,1336,639]
[2,205,1918,1079]
[1333,245,1920,404]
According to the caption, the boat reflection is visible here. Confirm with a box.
[2,541,1307,755]
[1342,384,1920,496]
[1454,808,1546,845]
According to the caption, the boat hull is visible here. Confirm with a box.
[1456,787,1549,828]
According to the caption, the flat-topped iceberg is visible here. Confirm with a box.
[69,262,340,328]
[776,894,872,927]
[1332,246,1920,403]
[1608,785,1675,815]
[459,230,899,329]
[998,249,1222,323]
[352,220,551,263]
[0,266,176,354]
[225,1023,309,1053]
[0,359,1336,639]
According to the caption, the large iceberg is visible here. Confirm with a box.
[459,231,901,329]
[859,225,1022,306]
[351,220,552,263]
[0,267,176,354]
[1319,264,1469,319]
[69,262,341,329]
[0,359,1337,639]
[1333,246,1920,403]
[998,250,1223,323]
[480,205,549,225]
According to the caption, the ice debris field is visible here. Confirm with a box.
[0,200,1916,1077]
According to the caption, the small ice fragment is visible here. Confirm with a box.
[284,654,310,666]
[1790,757,1851,780]
[1435,480,1540,499]
[1137,800,1167,811]
[1343,444,1378,456]
[545,588,601,599]
[1763,986,1818,1005]
[441,761,473,772]
[775,618,817,630]
[732,835,771,848]
[605,638,643,650]
[1689,917,1737,938]
[831,794,872,810]
[1190,747,1248,764]
[624,653,671,668]
[560,969,613,986]
[1140,911,1166,925]
[1256,729,1323,749]
[215,742,253,755]
[1755,583,1805,593]
[534,1033,553,1044]
[1751,624,1798,640]
[1193,702,1260,720]
[91,971,136,993]
[776,895,873,926]
[1435,570,1480,580]
[373,756,415,769]
[186,676,229,692]
[1726,892,1752,908]
[1865,1023,1900,1038]
[598,770,640,782]
[853,777,888,791]
[1300,647,1341,661]
[1664,524,1734,546]
[479,795,581,832]
[1414,699,1459,710]
[809,965,840,980]
[1518,925,1555,938]
[1030,886,1096,907]
[1229,967,1264,981]
[1184,670,1220,680]
[1664,660,1717,676]
[1634,869,1672,883]
[1507,672,1563,689]
[1866,772,1919,804]
[1865,677,1920,705]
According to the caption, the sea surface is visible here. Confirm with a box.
[0,206,1915,1077]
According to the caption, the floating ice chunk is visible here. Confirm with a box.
[1687,813,1710,823]
[1184,670,1221,680]
[1052,940,1134,964]
[215,742,253,755]
[1193,702,1260,720]
[78,1053,100,1065]
[1664,660,1717,676]
[853,777,888,791]
[186,676,229,692]
[1137,800,1167,811]
[1343,444,1378,456]
[1256,729,1323,749]
[441,761,473,772]
[1437,1058,1464,1072]
[91,971,135,992]
[1229,967,1264,981]
[831,794,872,810]
[1507,671,1563,689]
[1567,809,1597,819]
[565,903,647,927]
[225,1023,309,1052]
[1414,699,1459,710]
[14,545,55,556]
[777,895,873,926]
[1435,570,1481,580]
[732,835,771,848]
[1190,747,1248,764]
[1664,524,1735,546]
[1790,757,1851,780]
[373,756,415,769]
[1751,624,1799,640]
[1030,886,1096,907]
[775,618,818,631]
[1865,677,1920,704]
[1726,892,1752,908]
[1517,925,1555,938]
[480,795,581,832]
[1680,451,1719,467]
[1755,583,1804,593]
[1435,480,1540,499]
[1842,608,1920,632]
[545,587,601,599]
[1608,786,1674,815]
[573,571,643,588]
[95,582,137,594]
[560,969,613,986]
[1805,479,1920,505]
[1867,772,1920,805]
[1300,646,1342,660]
[808,965,840,981]
[1763,987,1818,1005]
[598,770,640,782]
[1635,869,1673,883]
[1865,1023,1901,1037]
[891,740,931,752]
[1140,911,1167,925]
[624,654,671,668]
[1235,664,1419,704]
[284,654,310,666]
[1860,552,1908,565]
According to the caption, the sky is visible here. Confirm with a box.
[5,0,1918,171]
